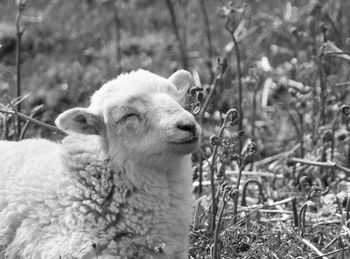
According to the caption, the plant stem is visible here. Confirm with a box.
[197,64,225,197]
[241,179,264,206]
[199,0,214,80]
[312,75,318,146]
[0,109,66,135]
[298,112,304,158]
[113,4,122,67]
[346,194,350,222]
[292,197,298,227]
[212,199,227,259]
[15,1,25,139]
[232,165,244,224]
[198,152,203,195]
[199,73,222,122]
[290,157,350,175]
[348,138,350,168]
[318,58,327,126]
[251,80,257,140]
[165,0,188,69]
[208,124,226,232]
[231,33,243,151]
[314,248,347,259]
[299,237,326,259]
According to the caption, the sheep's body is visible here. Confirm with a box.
[0,136,191,258]
[0,70,200,258]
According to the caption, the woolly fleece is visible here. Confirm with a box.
[0,70,200,259]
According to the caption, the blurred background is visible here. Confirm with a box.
[1,0,350,158]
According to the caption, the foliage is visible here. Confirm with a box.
[1,0,350,258]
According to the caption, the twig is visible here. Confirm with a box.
[299,237,327,259]
[199,0,214,79]
[318,57,327,126]
[254,143,300,167]
[19,105,43,140]
[314,248,347,258]
[113,4,122,67]
[232,165,243,224]
[298,112,304,158]
[197,60,226,196]
[230,33,243,151]
[324,51,350,56]
[335,81,350,87]
[208,123,227,232]
[258,209,293,214]
[292,197,299,227]
[290,157,350,175]
[15,0,27,137]
[0,109,66,135]
[311,75,318,145]
[4,94,19,140]
[165,0,188,69]
[225,170,284,178]
[212,198,227,258]
[251,78,258,140]
[323,235,339,251]
[199,61,226,122]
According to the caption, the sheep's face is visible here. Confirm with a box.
[104,92,201,157]
[55,70,201,159]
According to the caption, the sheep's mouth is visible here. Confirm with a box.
[170,136,199,145]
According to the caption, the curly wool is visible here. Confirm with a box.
[0,134,192,258]
[0,69,198,258]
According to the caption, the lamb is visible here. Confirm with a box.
[0,69,201,259]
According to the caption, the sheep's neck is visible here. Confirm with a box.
[64,150,191,254]
[105,158,192,247]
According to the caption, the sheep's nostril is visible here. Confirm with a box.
[176,122,196,135]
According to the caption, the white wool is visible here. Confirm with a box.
[0,70,200,259]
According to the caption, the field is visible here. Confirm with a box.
[1,0,350,258]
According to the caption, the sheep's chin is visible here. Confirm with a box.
[168,137,200,154]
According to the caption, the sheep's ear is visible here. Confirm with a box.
[169,70,193,101]
[55,108,105,136]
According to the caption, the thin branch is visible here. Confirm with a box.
[290,157,350,175]
[212,198,227,258]
[232,165,243,224]
[197,62,225,196]
[208,124,226,232]
[254,143,300,167]
[231,33,243,151]
[199,74,221,122]
[19,105,43,140]
[15,0,27,137]
[4,94,19,140]
[335,81,350,87]
[318,59,327,126]
[299,237,327,259]
[0,109,66,135]
[165,0,188,69]
[314,248,347,259]
[113,4,122,66]
[199,0,214,79]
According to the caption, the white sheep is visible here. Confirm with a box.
[0,69,201,259]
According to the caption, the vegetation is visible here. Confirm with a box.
[1,0,350,258]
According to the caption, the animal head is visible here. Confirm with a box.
[55,70,201,162]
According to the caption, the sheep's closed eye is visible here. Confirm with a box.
[118,113,140,124]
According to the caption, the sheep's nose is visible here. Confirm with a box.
[176,121,196,135]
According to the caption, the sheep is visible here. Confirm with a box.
[0,69,201,259]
